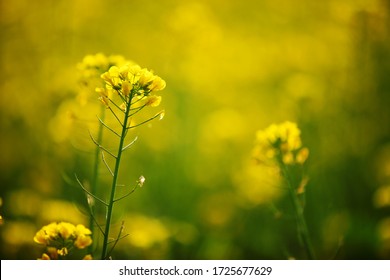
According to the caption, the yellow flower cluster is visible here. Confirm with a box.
[76,53,135,106]
[34,222,92,260]
[253,121,309,165]
[98,64,166,109]
[77,53,132,81]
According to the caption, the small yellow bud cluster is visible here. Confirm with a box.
[253,121,309,165]
[34,222,93,260]
[97,64,166,109]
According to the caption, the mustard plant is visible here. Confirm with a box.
[89,62,166,259]
[253,121,314,259]
[76,53,134,254]
[34,54,166,260]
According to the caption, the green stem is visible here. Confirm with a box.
[280,160,315,260]
[89,106,105,254]
[100,92,133,260]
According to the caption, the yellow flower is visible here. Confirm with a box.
[33,229,48,245]
[34,222,58,245]
[74,234,92,249]
[148,76,166,92]
[146,95,162,107]
[101,66,121,89]
[74,224,93,249]
[122,80,132,96]
[99,96,110,107]
[38,253,51,260]
[83,254,93,260]
[46,247,58,260]
[75,224,92,236]
[78,53,109,71]
[138,68,155,87]
[296,147,309,164]
[128,64,142,76]
[120,102,127,111]
[57,222,75,239]
[35,222,93,259]
[101,64,166,96]
[57,247,69,256]
[282,152,294,165]
[44,222,59,237]
[253,121,308,165]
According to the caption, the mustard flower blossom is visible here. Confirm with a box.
[38,253,51,260]
[253,121,309,165]
[252,122,315,259]
[57,222,76,239]
[34,222,92,260]
[75,224,92,236]
[100,63,166,107]
[83,254,93,260]
[74,233,93,249]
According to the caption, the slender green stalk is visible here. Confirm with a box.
[100,92,133,260]
[279,160,315,260]
[89,106,105,254]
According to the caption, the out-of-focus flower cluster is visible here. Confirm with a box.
[49,53,134,143]
[97,64,166,110]
[77,53,132,84]
[76,53,134,105]
[33,222,92,260]
[253,121,309,165]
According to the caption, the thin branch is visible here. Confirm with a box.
[89,211,105,236]
[122,136,138,151]
[128,96,147,110]
[106,221,127,259]
[101,151,114,177]
[107,233,129,245]
[89,130,117,159]
[127,112,163,129]
[96,115,121,137]
[128,103,147,117]
[107,96,124,111]
[113,185,138,203]
[75,174,108,206]
[118,91,128,104]
[108,107,124,127]
[130,95,146,106]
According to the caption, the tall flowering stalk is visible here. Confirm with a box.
[93,63,166,259]
[77,53,133,253]
[253,121,314,259]
[34,54,166,260]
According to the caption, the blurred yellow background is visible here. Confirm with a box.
[1,0,390,259]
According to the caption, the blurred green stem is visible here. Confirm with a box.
[89,106,105,254]
[279,160,315,260]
